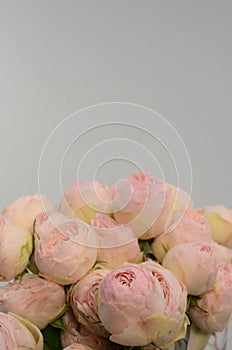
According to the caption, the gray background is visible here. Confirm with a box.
[0,0,231,347]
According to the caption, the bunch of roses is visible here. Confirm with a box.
[0,172,232,350]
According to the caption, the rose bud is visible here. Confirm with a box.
[35,210,68,239]
[0,273,66,329]
[0,312,43,350]
[211,241,232,263]
[59,181,113,223]
[162,241,219,295]
[63,345,93,350]
[71,269,109,337]
[34,220,97,285]
[90,214,141,268]
[189,261,232,333]
[205,205,232,247]
[98,262,188,347]
[61,309,118,350]
[3,194,53,233]
[151,208,211,262]
[0,215,32,281]
[113,172,173,240]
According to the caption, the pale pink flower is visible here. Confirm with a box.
[163,241,219,295]
[113,172,173,239]
[71,269,109,337]
[59,181,113,223]
[151,208,211,262]
[0,312,43,350]
[189,261,232,333]
[35,210,68,239]
[90,213,141,268]
[205,205,232,247]
[3,194,53,233]
[34,220,97,285]
[98,262,188,347]
[0,273,66,329]
[211,241,232,263]
[61,309,118,350]
[0,215,32,281]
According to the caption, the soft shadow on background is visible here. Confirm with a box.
[0,0,231,346]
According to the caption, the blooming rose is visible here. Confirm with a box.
[3,194,53,233]
[63,345,93,350]
[151,208,211,262]
[98,262,188,347]
[0,215,32,281]
[162,241,219,295]
[90,214,141,267]
[113,172,173,240]
[189,261,232,333]
[205,205,232,247]
[59,181,113,223]
[61,309,118,350]
[0,312,43,350]
[0,273,66,329]
[34,220,97,285]
[35,210,68,239]
[71,268,109,337]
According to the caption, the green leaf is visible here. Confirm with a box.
[50,317,69,332]
[42,325,62,350]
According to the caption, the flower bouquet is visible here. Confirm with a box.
[0,172,231,350]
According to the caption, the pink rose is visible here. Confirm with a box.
[0,215,32,281]
[113,172,173,239]
[151,208,211,262]
[59,181,113,223]
[0,312,43,350]
[205,205,232,247]
[189,261,232,333]
[162,241,219,295]
[71,269,109,337]
[34,220,97,285]
[0,273,66,329]
[3,194,53,233]
[35,210,68,239]
[90,214,141,268]
[98,262,187,347]
[61,309,118,350]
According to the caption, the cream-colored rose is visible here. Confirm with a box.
[0,312,43,350]
[205,205,232,247]
[3,194,53,233]
[0,273,66,329]
[0,215,32,281]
